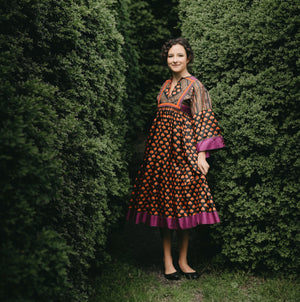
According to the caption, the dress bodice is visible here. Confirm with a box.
[157,76,197,115]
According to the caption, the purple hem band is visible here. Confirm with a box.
[126,209,220,230]
[196,136,225,153]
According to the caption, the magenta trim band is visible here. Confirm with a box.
[126,209,220,230]
[196,136,225,153]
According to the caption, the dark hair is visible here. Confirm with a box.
[161,37,194,66]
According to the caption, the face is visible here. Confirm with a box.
[167,44,189,75]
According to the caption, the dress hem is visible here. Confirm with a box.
[126,209,220,230]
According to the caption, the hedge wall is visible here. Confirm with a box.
[0,0,129,300]
[179,0,299,272]
[122,0,181,136]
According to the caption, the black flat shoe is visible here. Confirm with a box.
[164,271,181,280]
[179,270,200,280]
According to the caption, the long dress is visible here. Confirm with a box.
[127,76,225,229]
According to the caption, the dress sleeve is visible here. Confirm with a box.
[191,80,225,157]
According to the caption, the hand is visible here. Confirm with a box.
[197,152,210,175]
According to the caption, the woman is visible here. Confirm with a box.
[127,37,225,280]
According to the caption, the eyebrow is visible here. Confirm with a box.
[168,52,185,55]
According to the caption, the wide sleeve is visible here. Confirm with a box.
[191,80,225,156]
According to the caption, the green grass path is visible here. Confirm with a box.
[91,223,299,302]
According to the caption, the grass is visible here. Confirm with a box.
[91,262,299,302]
[90,223,299,302]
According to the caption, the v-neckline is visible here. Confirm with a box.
[168,79,180,98]
[168,75,192,98]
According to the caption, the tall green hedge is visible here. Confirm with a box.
[179,0,299,272]
[122,0,180,135]
[0,0,129,300]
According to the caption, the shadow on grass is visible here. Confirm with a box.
[90,221,300,302]
[89,221,220,302]
[103,219,221,278]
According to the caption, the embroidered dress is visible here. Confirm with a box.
[127,76,225,229]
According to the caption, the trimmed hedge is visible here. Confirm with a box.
[179,0,299,272]
[114,0,182,183]
[123,0,181,135]
[0,0,129,300]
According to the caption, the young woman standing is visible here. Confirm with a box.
[127,37,225,280]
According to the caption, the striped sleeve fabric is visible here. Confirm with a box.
[191,80,225,156]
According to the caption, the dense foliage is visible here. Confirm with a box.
[0,0,129,300]
[179,0,299,272]
[123,0,181,135]
[114,0,181,182]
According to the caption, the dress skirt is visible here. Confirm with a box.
[126,106,221,230]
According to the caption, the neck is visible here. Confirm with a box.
[172,71,191,81]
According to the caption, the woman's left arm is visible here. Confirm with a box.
[191,81,225,172]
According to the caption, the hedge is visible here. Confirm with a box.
[122,0,181,136]
[0,0,129,300]
[179,0,299,272]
